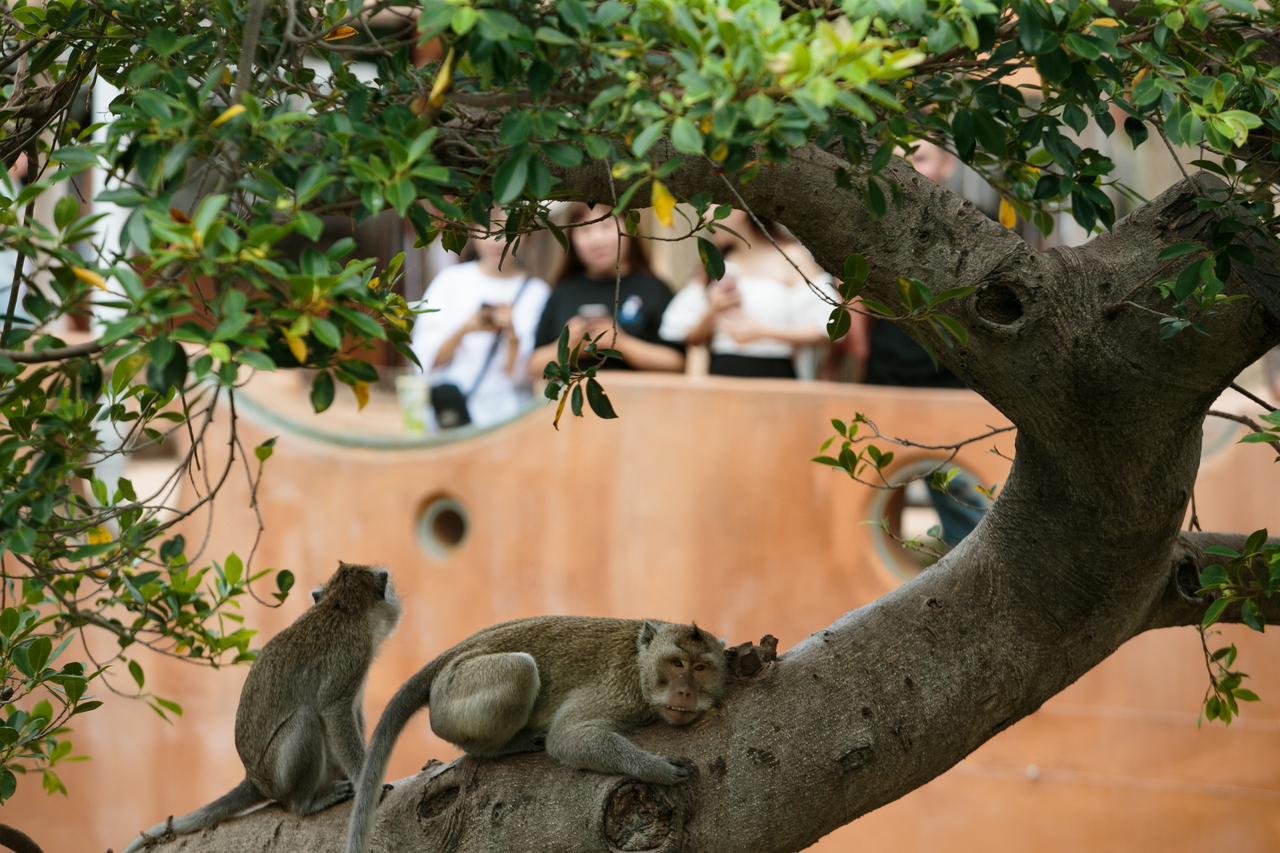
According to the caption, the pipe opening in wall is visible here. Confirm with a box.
[416,495,469,559]
[869,459,990,581]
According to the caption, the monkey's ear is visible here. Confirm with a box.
[311,587,324,604]
[637,620,659,650]
[373,570,390,598]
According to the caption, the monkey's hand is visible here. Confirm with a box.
[634,755,693,785]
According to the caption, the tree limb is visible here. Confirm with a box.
[0,825,43,853]
[0,337,104,363]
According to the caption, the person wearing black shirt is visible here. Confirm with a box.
[529,204,684,373]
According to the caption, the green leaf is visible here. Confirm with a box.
[224,552,243,585]
[27,636,51,673]
[585,378,617,419]
[670,118,703,154]
[0,607,17,637]
[535,26,576,45]
[1199,564,1228,587]
[1242,598,1265,631]
[146,27,179,56]
[631,121,666,157]
[311,370,335,413]
[844,253,869,285]
[697,238,725,281]
[827,307,851,342]
[492,150,531,204]
[255,437,277,463]
[1157,242,1202,261]
[128,659,145,689]
[1201,596,1231,628]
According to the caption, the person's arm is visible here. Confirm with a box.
[433,308,495,368]
[718,317,830,346]
[609,329,686,371]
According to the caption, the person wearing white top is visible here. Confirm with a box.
[410,223,551,429]
[659,211,838,378]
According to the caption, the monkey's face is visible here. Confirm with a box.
[638,622,728,726]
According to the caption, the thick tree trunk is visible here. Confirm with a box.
[136,147,1280,853]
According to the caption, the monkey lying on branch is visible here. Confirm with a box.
[119,562,401,853]
[346,617,727,853]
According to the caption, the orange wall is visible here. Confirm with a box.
[9,374,1280,853]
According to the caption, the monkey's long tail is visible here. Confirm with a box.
[346,657,445,853]
[119,779,265,853]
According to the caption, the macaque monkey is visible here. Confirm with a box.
[346,617,726,853]
[120,562,401,853]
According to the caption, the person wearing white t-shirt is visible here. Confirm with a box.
[411,221,551,428]
[659,211,837,378]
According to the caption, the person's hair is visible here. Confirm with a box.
[732,213,786,244]
[558,203,651,279]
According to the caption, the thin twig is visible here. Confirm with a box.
[1157,122,1190,182]
[1229,382,1274,413]
[1207,408,1280,455]
[0,337,105,363]
[715,172,838,308]
[1,141,37,345]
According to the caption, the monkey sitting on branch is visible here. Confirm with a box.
[346,617,727,853]
[119,562,402,853]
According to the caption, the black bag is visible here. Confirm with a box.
[431,277,530,429]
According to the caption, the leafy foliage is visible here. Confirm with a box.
[4,0,1280,799]
[1195,530,1279,724]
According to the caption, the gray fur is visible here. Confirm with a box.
[346,616,726,853]
[121,562,400,853]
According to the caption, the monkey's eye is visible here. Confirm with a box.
[693,663,706,672]
[671,659,684,668]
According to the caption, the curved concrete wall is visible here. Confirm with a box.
[10,374,1280,852]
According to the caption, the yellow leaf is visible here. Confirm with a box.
[211,103,246,127]
[429,47,456,107]
[409,93,430,116]
[220,67,233,87]
[651,179,675,228]
[71,266,108,290]
[998,198,1017,229]
[285,333,308,364]
[352,380,370,411]
[324,25,358,40]
[1132,67,1149,86]
[710,144,729,162]
[699,116,712,133]
[1091,17,1120,26]
[87,526,112,545]
[367,276,381,290]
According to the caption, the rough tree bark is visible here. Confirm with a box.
[138,145,1280,853]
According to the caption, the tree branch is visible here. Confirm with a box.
[0,824,44,853]
[0,337,104,363]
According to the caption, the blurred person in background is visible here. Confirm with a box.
[529,203,683,373]
[411,212,551,429]
[659,210,836,378]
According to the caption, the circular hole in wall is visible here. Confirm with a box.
[416,495,469,559]
[869,458,990,582]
